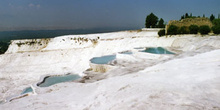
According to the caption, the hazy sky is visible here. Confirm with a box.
[0,0,219,31]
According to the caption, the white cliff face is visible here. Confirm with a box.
[0,30,220,109]
[6,39,50,53]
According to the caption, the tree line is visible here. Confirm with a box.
[145,12,220,36]
[165,13,220,36]
[180,13,220,21]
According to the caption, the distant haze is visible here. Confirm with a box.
[0,0,219,31]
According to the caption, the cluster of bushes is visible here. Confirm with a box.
[159,22,220,36]
[157,13,220,37]
[166,25,212,35]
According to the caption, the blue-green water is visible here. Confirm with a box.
[38,74,81,87]
[141,47,174,54]
[21,87,33,95]
[90,55,116,64]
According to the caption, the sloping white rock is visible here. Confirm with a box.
[0,30,220,109]
[1,49,219,110]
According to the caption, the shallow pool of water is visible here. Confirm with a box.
[141,47,174,54]
[21,87,33,95]
[90,55,116,64]
[38,74,81,87]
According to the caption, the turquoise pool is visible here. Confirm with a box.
[37,74,81,87]
[141,47,174,54]
[90,55,116,64]
[21,87,33,95]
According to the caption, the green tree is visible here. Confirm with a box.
[199,25,211,35]
[158,29,165,37]
[157,18,165,28]
[167,25,178,35]
[178,26,189,34]
[185,13,189,18]
[189,25,199,34]
[145,13,158,28]
[181,15,185,20]
[212,25,220,34]
[210,14,215,21]
[212,19,220,26]
[212,19,220,34]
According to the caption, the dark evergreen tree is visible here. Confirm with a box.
[185,13,189,18]
[145,13,159,28]
[181,15,185,20]
[203,14,205,18]
[210,14,215,21]
[158,18,165,28]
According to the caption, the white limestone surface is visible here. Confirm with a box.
[0,30,220,109]
[1,49,219,110]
